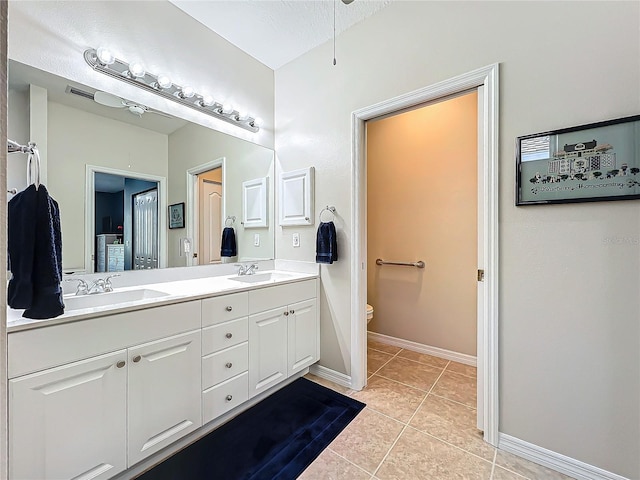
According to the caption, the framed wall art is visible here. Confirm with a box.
[168,202,185,229]
[516,114,640,205]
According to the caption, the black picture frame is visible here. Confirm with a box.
[516,114,640,205]
[168,202,185,229]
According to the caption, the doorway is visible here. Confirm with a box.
[351,64,499,445]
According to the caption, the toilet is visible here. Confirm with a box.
[366,304,374,323]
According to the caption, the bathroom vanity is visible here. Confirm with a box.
[6,270,319,480]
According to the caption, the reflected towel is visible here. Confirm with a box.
[316,221,338,264]
[8,184,64,319]
[221,227,237,257]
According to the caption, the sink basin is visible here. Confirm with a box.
[64,289,169,310]
[229,272,294,284]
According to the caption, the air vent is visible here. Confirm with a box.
[65,85,95,100]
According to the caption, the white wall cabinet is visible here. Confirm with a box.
[278,167,314,226]
[242,177,268,228]
[10,350,128,480]
[127,330,202,466]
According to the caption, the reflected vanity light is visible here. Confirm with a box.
[84,47,260,133]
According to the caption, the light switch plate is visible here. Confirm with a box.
[293,233,300,247]
[254,233,260,246]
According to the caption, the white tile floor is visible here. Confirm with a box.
[300,340,575,480]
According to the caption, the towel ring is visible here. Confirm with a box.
[225,215,236,227]
[319,206,336,222]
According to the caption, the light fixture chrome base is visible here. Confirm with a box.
[84,48,259,133]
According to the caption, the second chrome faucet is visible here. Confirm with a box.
[236,263,259,276]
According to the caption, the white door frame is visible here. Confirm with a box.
[186,157,226,266]
[85,165,167,273]
[350,63,500,446]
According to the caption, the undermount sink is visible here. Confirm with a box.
[229,272,294,284]
[64,289,169,310]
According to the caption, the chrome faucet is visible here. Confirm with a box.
[236,263,259,276]
[66,274,120,295]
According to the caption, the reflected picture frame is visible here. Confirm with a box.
[168,202,185,229]
[516,114,640,205]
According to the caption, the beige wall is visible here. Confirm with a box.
[47,102,168,271]
[275,1,640,477]
[367,92,477,356]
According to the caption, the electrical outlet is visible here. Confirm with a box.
[254,233,260,246]
[293,233,300,247]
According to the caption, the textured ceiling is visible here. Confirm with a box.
[169,0,392,69]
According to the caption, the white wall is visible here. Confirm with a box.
[275,1,640,478]
[8,0,274,149]
[47,102,168,271]
[7,87,28,191]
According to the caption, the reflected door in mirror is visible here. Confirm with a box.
[133,189,159,269]
[199,178,222,265]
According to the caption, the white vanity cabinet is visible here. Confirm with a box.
[8,301,202,480]
[248,279,318,398]
[10,350,128,480]
[127,329,202,466]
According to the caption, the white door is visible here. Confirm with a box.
[476,85,485,430]
[10,350,127,480]
[287,298,318,376]
[199,180,222,265]
[249,307,287,398]
[128,330,202,466]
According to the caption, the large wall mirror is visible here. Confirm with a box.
[7,60,275,274]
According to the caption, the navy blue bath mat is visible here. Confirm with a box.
[137,377,365,480]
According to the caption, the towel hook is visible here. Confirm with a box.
[225,215,236,227]
[319,205,336,223]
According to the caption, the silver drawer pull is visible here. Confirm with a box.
[226,395,233,402]
[116,361,126,369]
[133,355,141,363]
[226,306,233,312]
[284,311,289,316]
[225,333,233,339]
[225,362,233,368]
[290,310,295,314]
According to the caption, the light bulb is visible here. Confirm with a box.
[236,109,248,120]
[200,95,215,107]
[253,117,264,127]
[156,74,172,89]
[96,47,115,66]
[180,86,195,98]
[128,62,145,78]
[222,103,234,114]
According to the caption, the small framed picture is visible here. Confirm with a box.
[168,202,185,229]
[516,114,640,205]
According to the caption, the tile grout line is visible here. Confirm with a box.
[370,360,450,477]
[367,346,403,378]
[325,446,378,478]
[490,447,497,479]
[428,391,478,410]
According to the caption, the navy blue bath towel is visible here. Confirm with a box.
[316,221,338,264]
[8,184,64,319]
[220,227,237,257]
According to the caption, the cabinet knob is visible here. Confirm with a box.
[225,332,233,339]
[226,395,233,402]
[284,311,289,316]
[226,306,233,312]
[116,361,126,369]
[133,355,141,363]
[290,310,295,315]
[225,362,233,368]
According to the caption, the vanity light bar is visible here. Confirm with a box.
[84,48,260,133]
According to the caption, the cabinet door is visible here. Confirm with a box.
[287,298,318,376]
[249,307,288,397]
[128,330,202,466]
[10,350,127,480]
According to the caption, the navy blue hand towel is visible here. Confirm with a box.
[316,221,338,264]
[220,227,237,257]
[8,184,64,319]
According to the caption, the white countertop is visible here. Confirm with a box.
[7,270,318,333]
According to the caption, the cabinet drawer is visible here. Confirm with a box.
[202,342,248,390]
[248,279,317,314]
[203,372,249,424]
[202,292,249,327]
[202,317,248,356]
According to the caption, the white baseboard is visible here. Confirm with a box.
[367,331,477,367]
[498,433,630,480]
[309,364,353,389]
